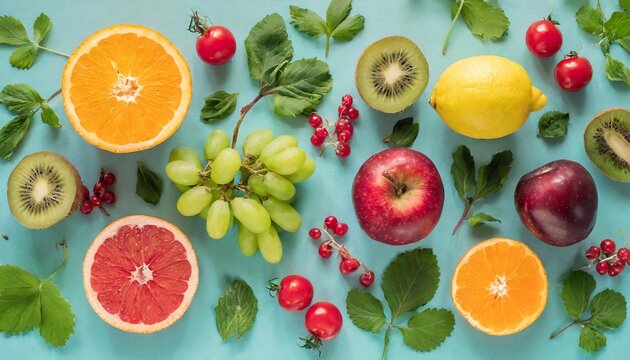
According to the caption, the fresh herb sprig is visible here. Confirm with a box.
[200,91,239,123]
[289,0,365,57]
[450,145,513,234]
[136,162,163,205]
[442,0,510,55]
[383,117,419,148]
[551,270,627,353]
[215,279,258,341]
[538,111,570,139]
[346,249,454,360]
[0,13,69,69]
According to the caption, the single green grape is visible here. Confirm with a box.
[262,196,301,232]
[206,199,231,239]
[263,172,295,201]
[237,222,258,256]
[166,160,201,186]
[264,147,307,176]
[257,226,282,264]
[230,197,271,234]
[204,129,230,160]
[211,148,242,184]
[177,186,214,216]
[242,129,275,157]
[169,147,203,169]
[247,175,269,197]
[286,157,316,183]
[259,135,297,164]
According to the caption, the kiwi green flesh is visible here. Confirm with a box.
[356,36,429,114]
[584,108,630,182]
[8,152,82,229]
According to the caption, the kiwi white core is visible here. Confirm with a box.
[604,128,630,164]
[383,63,404,85]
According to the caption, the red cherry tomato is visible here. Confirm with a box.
[304,302,343,341]
[195,25,236,65]
[277,275,314,312]
[525,18,563,57]
[554,52,593,92]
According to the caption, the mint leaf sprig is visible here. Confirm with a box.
[0,13,69,69]
[450,145,513,234]
[136,162,163,205]
[215,279,258,341]
[346,249,455,360]
[551,270,627,353]
[538,111,570,139]
[289,0,365,57]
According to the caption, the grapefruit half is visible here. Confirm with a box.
[83,215,198,333]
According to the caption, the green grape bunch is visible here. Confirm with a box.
[165,129,316,264]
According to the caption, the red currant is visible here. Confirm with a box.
[601,239,616,254]
[102,191,116,204]
[359,270,375,287]
[339,258,360,274]
[309,228,322,240]
[336,143,351,158]
[90,195,103,207]
[334,223,348,236]
[308,113,322,128]
[314,127,329,139]
[338,105,349,116]
[608,260,624,277]
[318,243,333,259]
[81,185,90,200]
[93,182,106,198]
[341,94,353,107]
[337,130,352,143]
[310,134,325,147]
[611,258,626,270]
[101,172,116,186]
[324,216,338,229]
[596,261,610,275]
[585,246,601,260]
[348,107,359,120]
[336,118,353,135]
[618,248,630,263]
[79,201,93,215]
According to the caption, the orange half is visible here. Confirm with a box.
[451,238,548,336]
[62,25,192,153]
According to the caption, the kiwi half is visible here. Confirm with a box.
[355,36,429,114]
[584,108,630,182]
[8,152,83,229]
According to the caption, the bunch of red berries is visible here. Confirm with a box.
[585,239,629,277]
[80,169,116,215]
[308,94,359,159]
[309,215,375,287]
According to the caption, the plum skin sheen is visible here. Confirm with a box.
[515,159,598,247]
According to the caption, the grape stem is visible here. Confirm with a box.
[319,226,372,275]
[231,92,264,148]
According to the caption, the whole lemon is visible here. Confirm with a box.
[429,56,547,139]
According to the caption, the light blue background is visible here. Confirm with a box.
[1,1,629,359]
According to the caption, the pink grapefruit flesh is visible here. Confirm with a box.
[83,215,199,333]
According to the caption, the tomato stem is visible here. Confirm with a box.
[442,0,465,55]
[188,10,208,35]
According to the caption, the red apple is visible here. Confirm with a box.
[515,160,598,247]
[352,148,444,245]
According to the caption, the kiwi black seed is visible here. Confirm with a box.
[355,36,429,114]
[8,152,82,229]
[584,108,630,183]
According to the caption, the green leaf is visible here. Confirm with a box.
[38,280,74,347]
[398,308,455,352]
[622,0,630,11]
[589,289,627,329]
[33,13,52,44]
[383,117,419,148]
[474,150,513,200]
[0,15,31,46]
[619,36,630,54]
[326,0,352,34]
[136,162,163,205]
[268,58,333,116]
[215,279,258,341]
[561,271,596,320]
[0,265,42,334]
[0,84,43,113]
[604,11,630,41]
[289,6,326,37]
[576,4,605,36]
[382,248,440,318]
[457,0,510,41]
[0,113,34,159]
[331,15,365,41]
[200,91,238,122]
[605,54,630,86]
[467,212,500,227]
[538,111,570,139]
[579,326,607,353]
[9,45,37,70]
[40,101,61,128]
[346,289,387,333]
[244,13,293,82]
[450,145,476,199]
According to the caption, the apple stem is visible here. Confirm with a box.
[381,171,406,197]
[452,199,474,235]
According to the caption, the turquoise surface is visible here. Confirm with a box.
[1,0,629,359]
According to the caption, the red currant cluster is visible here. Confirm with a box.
[309,215,375,287]
[308,94,359,159]
[80,169,116,216]
[584,239,629,277]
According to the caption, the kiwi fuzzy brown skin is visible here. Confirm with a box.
[584,107,630,183]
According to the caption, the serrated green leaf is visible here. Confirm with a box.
[382,248,440,318]
[538,111,570,139]
[579,326,606,353]
[215,279,258,341]
[0,113,34,159]
[331,14,364,41]
[39,280,74,347]
[0,15,31,46]
[346,289,387,333]
[0,84,43,113]
[398,308,455,352]
[326,0,352,33]
[383,117,419,148]
[589,289,627,329]
[467,212,500,227]
[561,271,596,320]
[9,45,37,70]
[40,101,60,128]
[33,13,52,44]
[451,145,475,199]
[457,0,510,41]
[474,150,513,200]
[0,265,42,334]
[605,54,630,86]
[289,6,326,37]
[136,162,163,205]
[200,91,238,122]
[244,13,293,82]
[604,11,630,41]
[576,4,605,36]
[619,36,630,54]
